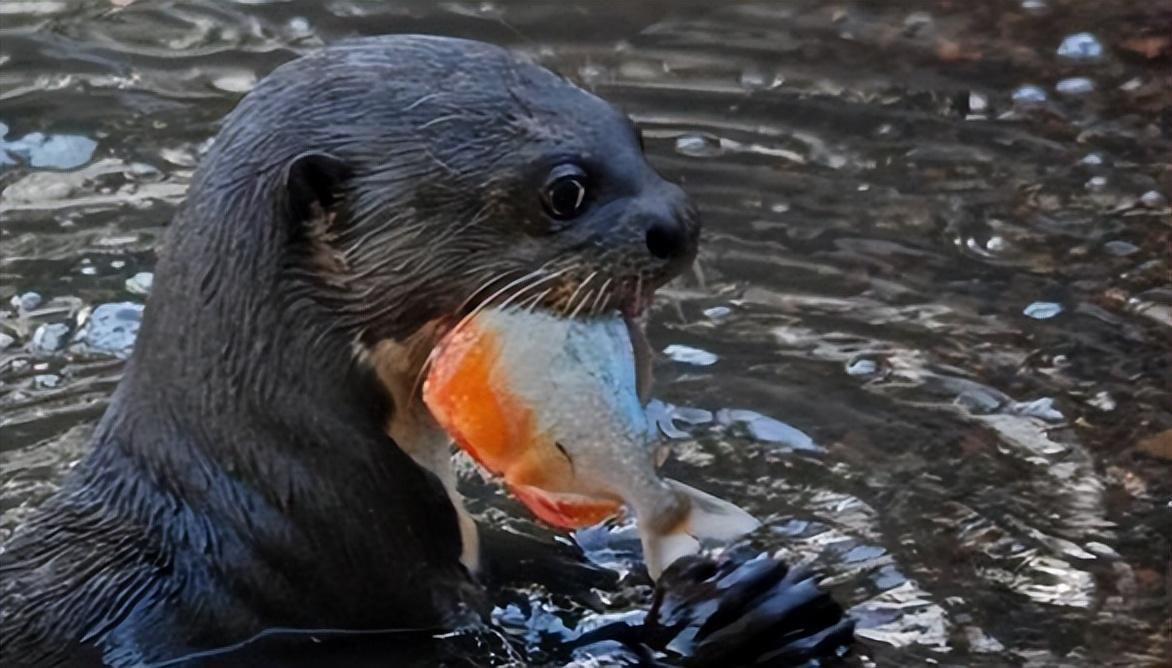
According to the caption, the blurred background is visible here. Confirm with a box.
[1,1,1169,666]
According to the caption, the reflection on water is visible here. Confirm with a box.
[1,1,1169,666]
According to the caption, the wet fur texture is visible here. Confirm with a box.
[0,35,853,668]
[0,35,700,666]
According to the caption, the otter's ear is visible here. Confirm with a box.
[284,152,351,222]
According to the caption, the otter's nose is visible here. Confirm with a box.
[641,180,698,264]
[645,220,688,260]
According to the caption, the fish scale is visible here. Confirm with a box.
[423,307,760,579]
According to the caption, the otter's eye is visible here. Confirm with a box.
[542,164,589,220]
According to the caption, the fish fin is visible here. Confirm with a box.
[641,531,701,581]
[667,479,761,541]
[640,479,761,580]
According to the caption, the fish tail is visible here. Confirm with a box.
[639,479,761,580]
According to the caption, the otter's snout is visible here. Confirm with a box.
[646,220,688,261]
[637,179,699,273]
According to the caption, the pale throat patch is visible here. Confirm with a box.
[363,328,481,574]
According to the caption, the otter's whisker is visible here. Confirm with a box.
[412,266,573,405]
[561,271,597,317]
[521,288,552,313]
[456,268,516,315]
[569,289,595,319]
[454,264,575,335]
[451,269,544,334]
[590,277,613,315]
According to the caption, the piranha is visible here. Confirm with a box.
[422,308,760,579]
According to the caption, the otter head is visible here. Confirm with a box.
[264,36,698,346]
[239,35,697,571]
[152,36,694,445]
[127,34,697,579]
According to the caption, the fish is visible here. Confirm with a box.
[422,307,760,579]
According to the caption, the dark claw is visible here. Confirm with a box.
[644,553,854,666]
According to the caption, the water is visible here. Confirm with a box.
[1,1,1169,666]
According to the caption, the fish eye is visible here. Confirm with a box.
[542,163,589,220]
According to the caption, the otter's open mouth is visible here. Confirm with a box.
[426,268,659,402]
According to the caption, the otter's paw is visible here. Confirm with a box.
[643,553,854,666]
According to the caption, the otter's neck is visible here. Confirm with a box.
[95,163,478,629]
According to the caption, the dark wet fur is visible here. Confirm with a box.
[0,36,847,667]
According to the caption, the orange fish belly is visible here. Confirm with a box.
[423,322,622,529]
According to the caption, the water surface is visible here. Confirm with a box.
[1,1,1170,666]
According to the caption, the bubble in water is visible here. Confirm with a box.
[671,406,714,425]
[578,63,606,83]
[1011,84,1047,105]
[1139,190,1167,208]
[846,357,878,376]
[1,132,97,170]
[1120,77,1144,92]
[842,544,887,563]
[12,292,42,311]
[903,12,933,36]
[1007,397,1064,423]
[31,322,70,352]
[1056,33,1104,61]
[212,72,257,93]
[674,134,722,158]
[1104,240,1138,256]
[702,306,731,320]
[1023,302,1063,319]
[969,92,989,112]
[662,344,718,366]
[873,565,907,591]
[717,409,820,451]
[125,272,154,296]
[287,16,311,36]
[1079,153,1104,166]
[1056,77,1095,95]
[83,302,143,354]
[739,66,768,90]
[1085,176,1108,191]
[1087,391,1116,411]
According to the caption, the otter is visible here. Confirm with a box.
[0,36,852,667]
